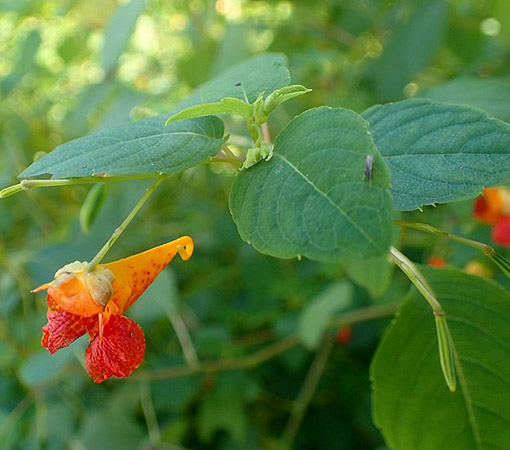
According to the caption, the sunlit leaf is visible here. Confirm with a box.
[102,0,145,75]
[176,53,290,109]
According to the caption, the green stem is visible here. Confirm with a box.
[390,246,456,392]
[394,220,494,255]
[221,143,237,160]
[390,246,443,314]
[139,382,161,446]
[87,176,165,272]
[0,174,162,198]
[208,157,242,168]
[169,313,200,369]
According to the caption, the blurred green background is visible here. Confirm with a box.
[1,0,510,448]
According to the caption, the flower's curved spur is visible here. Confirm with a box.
[33,236,194,383]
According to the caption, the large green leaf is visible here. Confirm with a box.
[421,77,510,122]
[176,53,290,109]
[371,267,510,450]
[369,0,446,101]
[19,115,224,179]
[363,98,510,211]
[229,107,393,263]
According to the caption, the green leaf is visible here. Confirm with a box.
[343,256,393,297]
[369,0,446,100]
[299,282,353,349]
[167,97,253,125]
[371,267,510,450]
[78,408,145,450]
[197,372,250,444]
[363,98,510,211]
[176,53,290,109]
[19,115,224,179]
[18,348,73,387]
[230,107,393,263]
[102,0,145,75]
[421,77,510,122]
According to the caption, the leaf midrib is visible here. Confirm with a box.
[273,152,381,252]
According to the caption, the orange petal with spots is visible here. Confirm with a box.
[100,236,193,314]
[46,274,103,317]
[85,314,145,383]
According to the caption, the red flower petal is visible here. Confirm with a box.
[42,310,98,354]
[493,217,510,246]
[85,315,145,383]
[427,256,447,267]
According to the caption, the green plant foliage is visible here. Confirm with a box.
[369,0,447,101]
[299,281,352,349]
[167,97,254,123]
[5,1,510,448]
[19,116,225,179]
[80,183,106,234]
[230,107,393,262]
[371,267,510,450]
[364,98,510,211]
[176,53,290,109]
[421,77,510,122]
[343,257,394,297]
[102,0,146,75]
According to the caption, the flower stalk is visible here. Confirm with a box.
[87,176,165,272]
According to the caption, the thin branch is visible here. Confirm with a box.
[139,381,161,446]
[169,313,200,369]
[130,304,397,382]
[282,332,336,445]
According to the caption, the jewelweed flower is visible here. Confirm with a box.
[473,187,510,246]
[427,256,447,267]
[33,237,193,383]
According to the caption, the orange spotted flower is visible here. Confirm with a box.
[474,187,510,246]
[33,237,193,383]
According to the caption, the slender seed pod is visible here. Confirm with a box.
[434,313,457,392]
[80,183,106,234]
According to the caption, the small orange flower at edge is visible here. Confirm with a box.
[32,236,194,383]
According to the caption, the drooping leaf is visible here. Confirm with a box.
[299,282,353,349]
[369,0,446,101]
[102,0,145,75]
[363,98,510,211]
[176,53,290,110]
[343,256,393,297]
[421,77,510,122]
[371,266,510,450]
[19,115,224,179]
[229,107,393,263]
